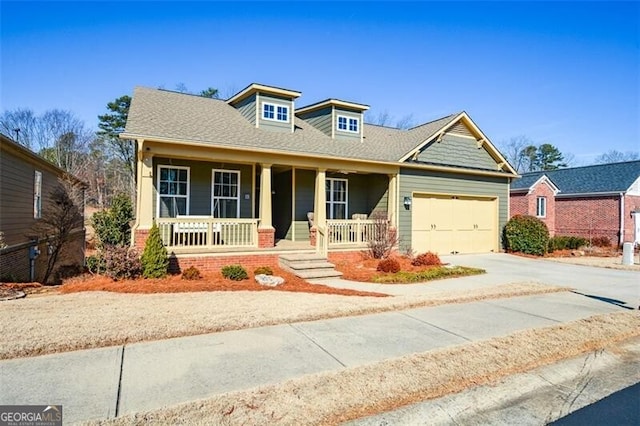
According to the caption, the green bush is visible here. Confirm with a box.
[254,266,273,275]
[92,193,134,247]
[181,266,202,280]
[377,258,401,273]
[221,264,248,281]
[548,235,588,252]
[504,215,549,256]
[86,254,106,274]
[103,245,141,280]
[411,252,442,266]
[374,266,485,283]
[140,223,169,279]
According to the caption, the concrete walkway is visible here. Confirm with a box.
[0,290,628,424]
[312,253,639,308]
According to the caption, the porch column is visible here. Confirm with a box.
[310,168,327,247]
[388,174,397,227]
[133,149,154,249]
[258,163,275,247]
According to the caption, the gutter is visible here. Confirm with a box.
[555,191,625,199]
[620,192,625,245]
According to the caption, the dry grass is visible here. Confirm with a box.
[0,282,566,360]
[88,311,640,426]
[545,255,640,271]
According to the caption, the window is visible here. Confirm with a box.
[337,115,359,133]
[33,170,42,219]
[326,178,348,219]
[158,166,189,218]
[536,196,546,218]
[262,102,289,122]
[212,170,240,218]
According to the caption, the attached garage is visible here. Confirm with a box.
[411,193,498,255]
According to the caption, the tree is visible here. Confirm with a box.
[498,137,569,172]
[593,150,640,164]
[32,176,85,283]
[91,193,135,247]
[366,110,415,129]
[534,143,567,170]
[0,108,39,149]
[140,222,169,278]
[199,87,220,99]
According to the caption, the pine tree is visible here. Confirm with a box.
[140,222,169,278]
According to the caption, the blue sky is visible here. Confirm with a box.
[1,1,638,164]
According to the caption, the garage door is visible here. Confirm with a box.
[412,194,497,255]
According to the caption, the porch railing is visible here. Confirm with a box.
[316,225,328,256]
[157,217,259,249]
[326,219,376,245]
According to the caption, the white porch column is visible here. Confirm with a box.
[388,173,397,227]
[258,163,273,229]
[314,168,327,228]
[137,150,154,230]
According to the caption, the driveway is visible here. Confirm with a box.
[314,253,639,309]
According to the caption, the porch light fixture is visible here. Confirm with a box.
[403,196,412,210]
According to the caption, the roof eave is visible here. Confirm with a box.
[226,83,301,105]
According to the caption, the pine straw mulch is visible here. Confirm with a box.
[58,267,388,298]
[334,254,444,282]
[90,311,640,426]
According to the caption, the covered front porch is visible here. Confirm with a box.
[133,141,399,255]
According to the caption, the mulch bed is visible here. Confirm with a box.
[59,267,388,298]
[334,255,442,282]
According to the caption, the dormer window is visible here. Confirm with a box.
[337,115,359,133]
[263,102,289,122]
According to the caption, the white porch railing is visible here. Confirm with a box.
[316,225,328,256]
[157,217,259,249]
[326,219,376,245]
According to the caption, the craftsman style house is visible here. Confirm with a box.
[510,161,640,246]
[122,83,518,270]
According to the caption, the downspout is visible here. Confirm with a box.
[619,192,625,246]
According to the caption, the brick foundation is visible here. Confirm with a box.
[168,253,280,274]
[257,227,275,248]
[133,228,150,251]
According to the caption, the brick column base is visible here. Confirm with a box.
[133,229,150,250]
[258,227,275,248]
[309,227,317,246]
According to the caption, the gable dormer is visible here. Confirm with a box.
[296,99,369,142]
[227,83,301,133]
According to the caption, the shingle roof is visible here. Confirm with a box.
[122,87,461,163]
[511,161,640,194]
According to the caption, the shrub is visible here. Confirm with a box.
[367,212,399,259]
[86,254,106,274]
[412,252,442,266]
[504,215,549,256]
[254,266,273,275]
[103,245,141,280]
[373,266,485,284]
[377,258,401,273]
[181,266,202,280]
[221,264,248,281]
[591,236,611,248]
[140,223,169,279]
[92,193,134,248]
[548,235,588,252]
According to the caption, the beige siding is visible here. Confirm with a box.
[0,144,61,246]
[416,134,497,171]
[398,168,509,250]
[447,121,475,138]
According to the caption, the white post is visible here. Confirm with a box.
[315,168,327,228]
[259,163,273,229]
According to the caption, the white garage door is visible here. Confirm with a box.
[411,194,497,255]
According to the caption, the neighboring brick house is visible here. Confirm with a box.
[510,161,640,246]
[0,134,86,282]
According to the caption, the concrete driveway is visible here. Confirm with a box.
[314,253,639,309]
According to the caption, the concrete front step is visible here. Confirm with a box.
[279,254,343,279]
[295,269,343,279]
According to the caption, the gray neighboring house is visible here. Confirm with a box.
[122,83,518,271]
[0,133,85,282]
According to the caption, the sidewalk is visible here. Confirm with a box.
[0,290,626,424]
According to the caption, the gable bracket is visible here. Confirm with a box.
[436,132,445,143]
[477,138,486,148]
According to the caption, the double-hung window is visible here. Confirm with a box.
[263,102,289,122]
[337,115,359,133]
[536,196,546,218]
[326,178,348,220]
[33,170,42,219]
[212,170,240,218]
[158,166,189,218]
